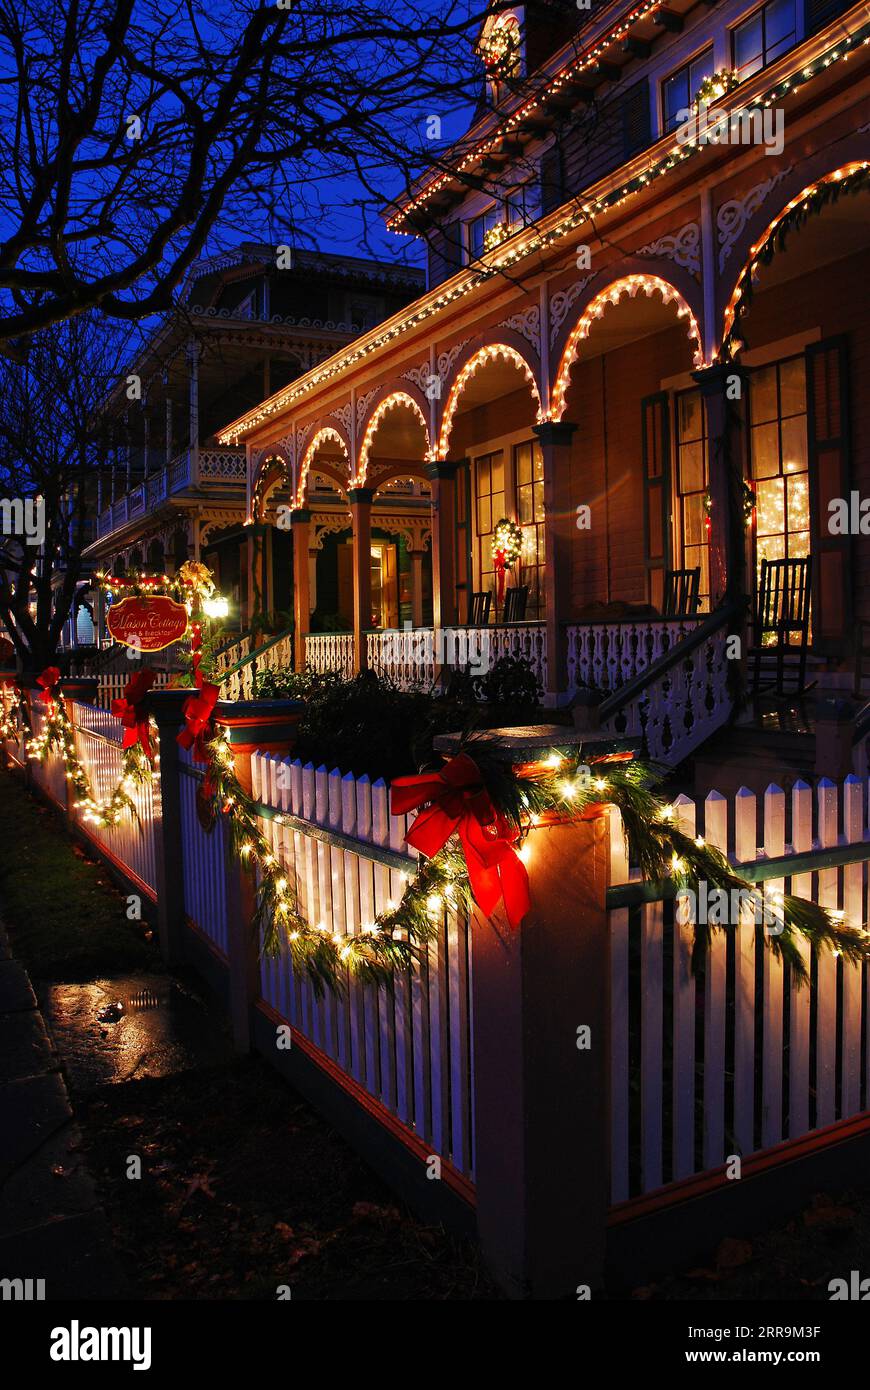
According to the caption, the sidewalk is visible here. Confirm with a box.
[0,920,128,1299]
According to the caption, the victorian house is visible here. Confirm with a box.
[77,245,425,653]
[215,0,870,789]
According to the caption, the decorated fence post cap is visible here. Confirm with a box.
[145,686,197,725]
[432,725,640,763]
[60,675,99,705]
[214,698,305,753]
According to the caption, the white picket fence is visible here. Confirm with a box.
[97,670,171,709]
[609,775,870,1206]
[178,744,230,956]
[251,751,475,1182]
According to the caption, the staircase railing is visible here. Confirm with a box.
[218,626,294,701]
[589,604,740,767]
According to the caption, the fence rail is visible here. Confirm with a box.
[608,775,870,1206]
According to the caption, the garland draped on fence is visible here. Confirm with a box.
[3,669,868,993]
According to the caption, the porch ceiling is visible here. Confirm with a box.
[749,189,870,292]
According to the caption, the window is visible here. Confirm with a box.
[733,0,797,82]
[514,440,546,618]
[466,183,540,261]
[749,356,810,634]
[662,46,714,132]
[474,450,506,600]
[467,204,503,260]
[674,389,710,612]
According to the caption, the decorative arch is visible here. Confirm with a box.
[550,275,704,420]
[251,452,291,522]
[719,161,870,362]
[295,427,350,506]
[438,343,543,458]
[355,391,431,486]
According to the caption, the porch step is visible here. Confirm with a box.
[691,698,817,800]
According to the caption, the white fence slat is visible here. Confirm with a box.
[608,806,630,1204]
[355,775,381,1096]
[371,779,397,1111]
[761,784,785,1149]
[640,900,663,1192]
[816,779,839,1130]
[341,771,365,1084]
[314,765,336,1059]
[390,809,414,1127]
[702,790,728,1169]
[733,786,756,1158]
[328,767,351,1072]
[672,794,696,1183]
[842,776,863,1120]
[789,780,813,1139]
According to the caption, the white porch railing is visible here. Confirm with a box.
[96,447,246,538]
[366,622,547,691]
[568,614,732,767]
[567,617,700,694]
[306,632,353,678]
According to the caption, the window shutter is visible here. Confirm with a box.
[642,393,671,610]
[621,79,651,159]
[806,335,851,654]
[426,221,462,289]
[804,0,850,36]
[540,143,564,214]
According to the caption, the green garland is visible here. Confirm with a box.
[24,693,152,829]
[722,164,870,360]
[202,732,869,994]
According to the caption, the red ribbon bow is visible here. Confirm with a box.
[177,674,220,765]
[37,666,61,703]
[111,669,157,760]
[390,752,531,929]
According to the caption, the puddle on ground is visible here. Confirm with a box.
[41,973,232,1095]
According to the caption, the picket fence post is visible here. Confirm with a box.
[214,699,304,1051]
[146,689,190,964]
[463,732,613,1300]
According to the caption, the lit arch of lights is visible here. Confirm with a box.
[719,162,870,362]
[550,276,704,420]
[355,392,431,486]
[295,427,350,506]
[438,344,543,458]
[251,453,290,523]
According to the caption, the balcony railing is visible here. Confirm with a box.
[96,447,246,539]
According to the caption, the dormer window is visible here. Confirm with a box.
[479,10,524,104]
[466,181,540,262]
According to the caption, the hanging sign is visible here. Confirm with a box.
[107,596,189,651]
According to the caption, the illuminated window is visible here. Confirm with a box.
[514,439,545,618]
[749,356,810,636]
[674,389,710,612]
[467,204,502,260]
[662,47,714,132]
[475,450,506,600]
[733,0,797,82]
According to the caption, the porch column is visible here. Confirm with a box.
[246,522,266,627]
[692,364,749,609]
[186,339,201,485]
[348,487,373,673]
[164,380,173,470]
[426,461,458,630]
[410,548,425,628]
[142,405,150,480]
[291,509,311,670]
[533,421,578,705]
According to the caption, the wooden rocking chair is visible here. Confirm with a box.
[502,584,530,623]
[663,566,701,617]
[470,591,492,626]
[749,556,813,696]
